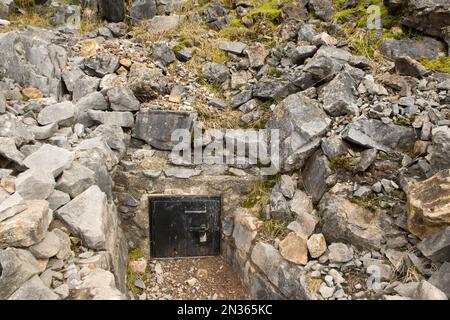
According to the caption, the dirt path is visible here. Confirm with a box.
[144,256,250,300]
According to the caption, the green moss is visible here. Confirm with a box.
[218,24,253,41]
[128,249,145,260]
[211,48,230,64]
[247,1,283,22]
[329,156,355,173]
[126,249,147,297]
[394,115,415,127]
[348,194,379,212]
[420,57,450,73]
[229,18,243,27]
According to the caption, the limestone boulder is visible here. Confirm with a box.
[133,109,196,150]
[23,144,74,178]
[318,183,400,250]
[0,200,51,248]
[57,185,108,250]
[279,232,308,265]
[268,93,331,171]
[0,248,41,299]
[407,170,450,239]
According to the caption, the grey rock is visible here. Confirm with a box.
[48,4,80,32]
[219,41,247,55]
[28,123,58,140]
[384,0,450,38]
[54,283,69,299]
[0,92,6,113]
[75,139,115,197]
[292,55,343,90]
[133,109,195,150]
[91,125,127,154]
[302,150,331,203]
[231,90,252,108]
[203,62,229,84]
[76,91,108,112]
[0,248,41,299]
[53,229,72,260]
[268,93,331,171]
[0,137,24,165]
[151,42,176,66]
[23,144,74,177]
[319,282,334,298]
[37,101,77,127]
[428,262,450,298]
[297,24,316,42]
[354,186,371,198]
[164,167,201,179]
[0,0,13,20]
[289,190,314,217]
[413,280,447,300]
[395,56,430,79]
[356,148,377,172]
[175,47,194,62]
[289,45,318,65]
[0,29,67,99]
[417,226,450,263]
[105,22,128,37]
[238,99,259,113]
[107,86,140,112]
[321,135,347,160]
[56,162,96,198]
[147,15,185,33]
[319,185,399,250]
[0,193,24,222]
[15,169,55,200]
[0,200,51,248]
[204,1,229,30]
[128,62,168,100]
[245,43,268,69]
[250,242,314,299]
[232,210,258,254]
[78,268,125,299]
[378,37,443,60]
[279,175,296,199]
[57,185,108,250]
[269,187,289,218]
[308,0,335,21]
[84,54,119,78]
[72,74,100,103]
[28,230,61,259]
[287,212,318,237]
[207,97,227,109]
[328,243,353,263]
[98,0,125,22]
[429,126,450,173]
[363,259,393,281]
[342,119,417,153]
[88,110,134,128]
[252,77,287,101]
[62,67,85,93]
[320,72,358,116]
[131,0,156,22]
[46,190,70,211]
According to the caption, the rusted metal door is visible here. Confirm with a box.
[149,195,221,258]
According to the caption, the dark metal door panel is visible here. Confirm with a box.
[149,196,221,258]
[150,199,187,258]
[185,198,221,257]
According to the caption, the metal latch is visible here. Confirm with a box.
[189,225,209,232]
